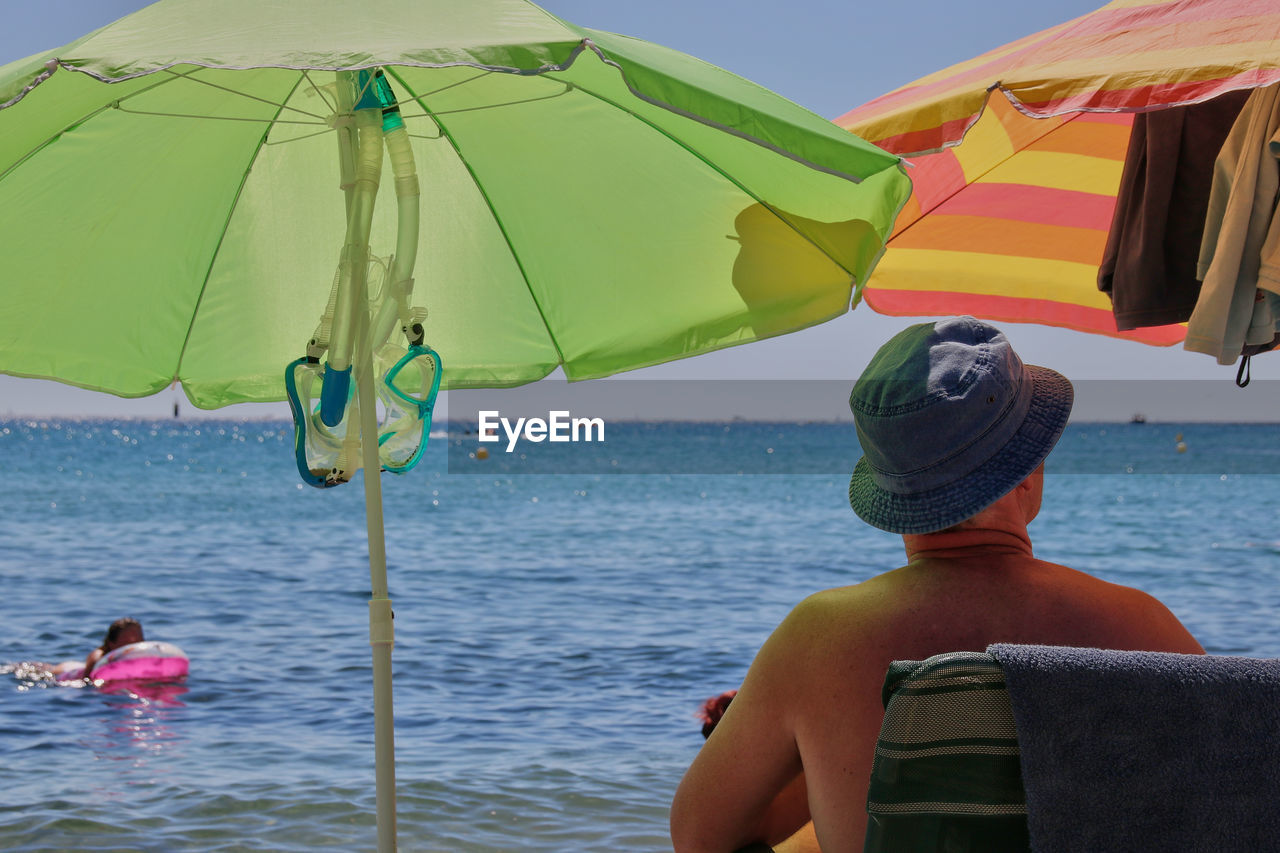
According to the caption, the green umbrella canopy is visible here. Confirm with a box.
[0,0,909,408]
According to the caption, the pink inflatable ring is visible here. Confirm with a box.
[56,641,189,683]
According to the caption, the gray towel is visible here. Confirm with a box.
[988,644,1280,853]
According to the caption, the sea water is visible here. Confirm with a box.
[1,419,1278,851]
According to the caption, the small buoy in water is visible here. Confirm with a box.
[1176,441,1187,453]
[476,447,489,460]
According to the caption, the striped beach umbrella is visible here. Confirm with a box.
[838,0,1280,346]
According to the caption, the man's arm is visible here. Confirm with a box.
[670,607,817,853]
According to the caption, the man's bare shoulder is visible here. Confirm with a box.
[767,574,920,666]
[944,554,1205,654]
[1048,564,1205,653]
[777,558,1203,657]
[781,574,903,634]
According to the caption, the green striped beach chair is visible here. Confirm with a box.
[864,651,1029,852]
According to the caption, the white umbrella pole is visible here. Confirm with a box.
[355,307,397,852]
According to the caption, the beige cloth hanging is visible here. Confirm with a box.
[1185,83,1280,365]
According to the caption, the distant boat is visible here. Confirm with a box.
[1130,413,1147,424]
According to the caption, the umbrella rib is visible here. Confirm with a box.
[301,70,337,114]
[385,66,571,369]
[396,83,574,119]
[110,103,325,126]
[407,68,495,98]
[264,127,336,146]
[2,69,327,187]
[0,72,188,186]
[552,71,861,280]
[160,66,332,122]
[380,67,571,112]
[171,74,308,384]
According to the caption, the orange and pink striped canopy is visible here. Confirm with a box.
[838,0,1280,346]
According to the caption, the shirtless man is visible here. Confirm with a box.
[670,316,1203,853]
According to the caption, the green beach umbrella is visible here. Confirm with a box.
[0,1,909,849]
[0,0,908,405]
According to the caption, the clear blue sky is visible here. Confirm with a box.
[2,1,1274,419]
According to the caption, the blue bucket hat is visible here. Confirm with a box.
[848,316,1073,535]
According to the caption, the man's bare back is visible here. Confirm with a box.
[672,474,1202,852]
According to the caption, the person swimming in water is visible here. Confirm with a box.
[47,617,145,680]
[84,617,145,678]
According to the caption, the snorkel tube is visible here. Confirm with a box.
[320,70,386,427]
[369,71,421,351]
